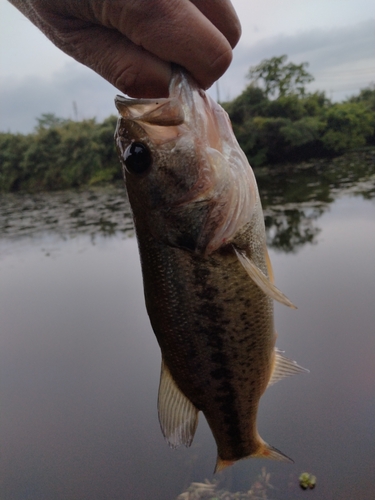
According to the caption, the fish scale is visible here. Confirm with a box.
[134,220,275,463]
[115,69,308,471]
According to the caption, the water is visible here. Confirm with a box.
[1,161,375,499]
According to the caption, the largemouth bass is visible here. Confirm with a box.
[114,70,307,472]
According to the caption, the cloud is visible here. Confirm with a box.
[0,63,119,134]
[1,20,374,134]
[214,19,375,101]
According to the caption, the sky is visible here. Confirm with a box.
[0,0,374,134]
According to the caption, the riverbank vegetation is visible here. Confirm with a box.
[0,114,119,192]
[1,56,374,192]
[223,55,375,166]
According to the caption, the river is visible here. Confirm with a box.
[1,158,374,499]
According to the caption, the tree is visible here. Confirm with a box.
[321,102,375,153]
[248,55,314,99]
[349,84,375,111]
[35,113,69,131]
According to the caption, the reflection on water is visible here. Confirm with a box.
[1,152,374,254]
[0,183,133,241]
[259,150,375,252]
[1,159,375,500]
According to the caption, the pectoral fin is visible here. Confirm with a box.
[233,246,296,308]
[158,359,199,448]
[268,349,309,387]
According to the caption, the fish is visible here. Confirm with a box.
[114,69,308,472]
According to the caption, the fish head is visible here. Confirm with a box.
[115,92,200,212]
[115,70,258,254]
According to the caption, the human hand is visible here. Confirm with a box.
[8,0,241,97]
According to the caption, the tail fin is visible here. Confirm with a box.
[214,442,293,473]
[255,442,294,463]
[214,458,235,473]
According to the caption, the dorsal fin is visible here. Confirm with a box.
[158,359,199,448]
[268,349,309,387]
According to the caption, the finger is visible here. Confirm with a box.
[108,0,235,89]
[189,0,241,49]
[9,0,172,97]
[55,24,172,97]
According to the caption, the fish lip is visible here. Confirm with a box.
[115,95,185,127]
[114,95,162,110]
[114,69,192,126]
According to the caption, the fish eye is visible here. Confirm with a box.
[123,142,152,175]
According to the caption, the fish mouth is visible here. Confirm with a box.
[114,68,200,132]
[115,93,187,145]
[115,95,185,127]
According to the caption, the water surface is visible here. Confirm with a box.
[1,165,374,499]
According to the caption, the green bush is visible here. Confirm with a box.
[0,114,121,192]
[1,61,375,192]
[223,59,374,165]
[321,102,374,153]
[0,133,29,191]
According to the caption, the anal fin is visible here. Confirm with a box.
[268,348,309,387]
[233,245,296,309]
[158,359,199,448]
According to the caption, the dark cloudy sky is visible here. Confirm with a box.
[1,0,374,134]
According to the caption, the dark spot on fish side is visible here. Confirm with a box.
[215,380,233,395]
[210,351,227,365]
[187,345,199,359]
[197,285,218,301]
[199,302,224,323]
[175,233,197,251]
[193,264,210,286]
[210,367,233,380]
[198,325,225,347]
[215,396,236,417]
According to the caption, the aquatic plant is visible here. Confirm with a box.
[299,472,316,490]
[176,468,274,500]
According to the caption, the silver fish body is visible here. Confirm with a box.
[115,71,307,471]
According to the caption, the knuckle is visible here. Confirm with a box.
[115,65,142,95]
[114,61,165,98]
[209,46,233,80]
[228,19,242,48]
